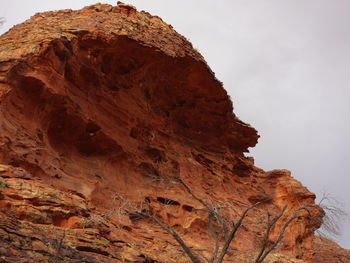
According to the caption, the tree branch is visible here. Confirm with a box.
[115,193,202,263]
[254,206,286,263]
[216,202,260,263]
[255,205,318,263]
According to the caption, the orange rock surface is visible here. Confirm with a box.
[0,2,347,262]
[312,237,350,263]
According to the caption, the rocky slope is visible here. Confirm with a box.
[312,237,350,263]
[0,2,347,262]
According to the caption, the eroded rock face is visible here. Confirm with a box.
[0,2,337,263]
[312,236,350,263]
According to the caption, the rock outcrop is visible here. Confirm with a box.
[0,2,346,262]
[312,237,350,263]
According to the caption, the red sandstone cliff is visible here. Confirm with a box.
[0,2,348,263]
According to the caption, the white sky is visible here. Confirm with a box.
[1,0,349,249]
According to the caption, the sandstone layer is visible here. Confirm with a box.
[0,2,346,263]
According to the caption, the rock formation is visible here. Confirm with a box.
[0,2,348,262]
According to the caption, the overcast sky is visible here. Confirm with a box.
[1,0,349,249]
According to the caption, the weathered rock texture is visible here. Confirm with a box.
[0,2,346,263]
[312,237,350,263]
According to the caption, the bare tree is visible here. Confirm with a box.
[0,17,4,26]
[316,192,347,240]
[254,204,321,263]
[114,178,322,263]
